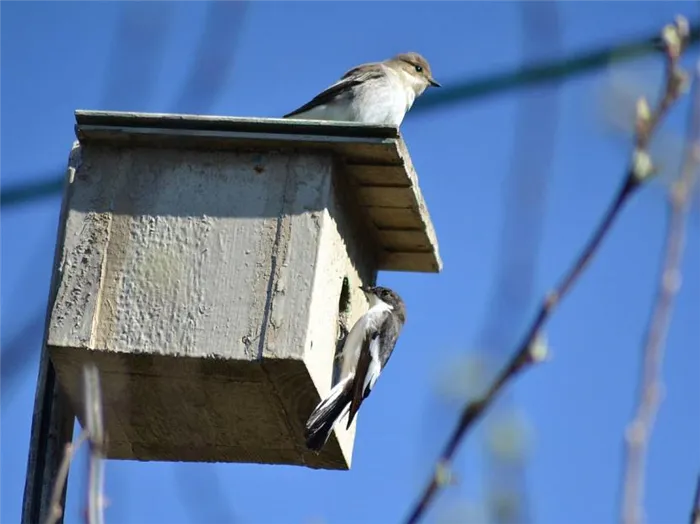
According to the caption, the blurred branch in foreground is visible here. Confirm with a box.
[83,365,106,524]
[2,1,249,401]
[1,311,46,404]
[100,2,174,111]
[403,17,693,524]
[413,22,700,115]
[478,3,562,524]
[620,57,700,524]
[1,174,64,208]
[690,474,700,524]
[166,4,249,523]
[45,435,86,524]
[3,22,699,211]
[23,7,245,523]
[2,1,175,403]
[172,0,248,114]
[45,365,105,524]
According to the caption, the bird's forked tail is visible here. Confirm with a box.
[304,376,353,452]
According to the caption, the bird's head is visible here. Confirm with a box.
[389,52,441,96]
[359,285,406,321]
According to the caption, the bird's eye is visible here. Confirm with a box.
[415,65,423,73]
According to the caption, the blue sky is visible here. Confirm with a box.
[2,2,699,524]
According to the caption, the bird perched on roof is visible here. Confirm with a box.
[283,52,440,127]
[304,285,406,452]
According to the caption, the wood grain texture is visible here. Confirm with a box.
[73,110,442,273]
[75,126,399,167]
[366,207,422,229]
[74,110,401,140]
[344,164,410,187]
[43,111,442,474]
[376,229,435,251]
[356,187,416,209]
[46,143,377,469]
[380,252,442,273]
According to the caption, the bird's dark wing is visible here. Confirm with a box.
[346,328,376,429]
[377,312,402,367]
[346,308,401,429]
[283,63,384,119]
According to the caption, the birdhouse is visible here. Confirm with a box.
[46,110,441,470]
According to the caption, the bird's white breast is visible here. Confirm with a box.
[351,69,411,126]
[339,298,393,378]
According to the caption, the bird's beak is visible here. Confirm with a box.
[428,78,441,88]
[359,285,372,295]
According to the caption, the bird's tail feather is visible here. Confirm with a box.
[305,376,353,452]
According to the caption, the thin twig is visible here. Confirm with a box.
[620,58,700,524]
[45,432,89,524]
[403,17,691,524]
[690,474,700,524]
[83,365,106,524]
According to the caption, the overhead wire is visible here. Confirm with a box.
[3,23,698,210]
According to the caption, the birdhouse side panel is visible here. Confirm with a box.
[271,168,381,469]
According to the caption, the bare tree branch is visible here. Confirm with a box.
[620,56,700,524]
[99,2,174,110]
[172,1,249,114]
[1,311,46,404]
[45,433,88,524]
[16,5,249,522]
[83,365,106,524]
[403,17,692,524]
[3,2,249,413]
[690,474,700,524]
[44,365,106,524]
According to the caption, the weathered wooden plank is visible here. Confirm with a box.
[28,111,444,508]
[73,110,442,274]
[76,125,402,167]
[366,207,422,230]
[46,144,380,470]
[75,110,401,140]
[380,251,442,273]
[345,164,410,187]
[392,140,442,272]
[376,229,433,251]
[47,148,113,350]
[22,143,80,524]
[356,187,416,209]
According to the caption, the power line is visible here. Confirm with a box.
[412,23,700,114]
[1,174,64,208]
[2,24,699,210]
